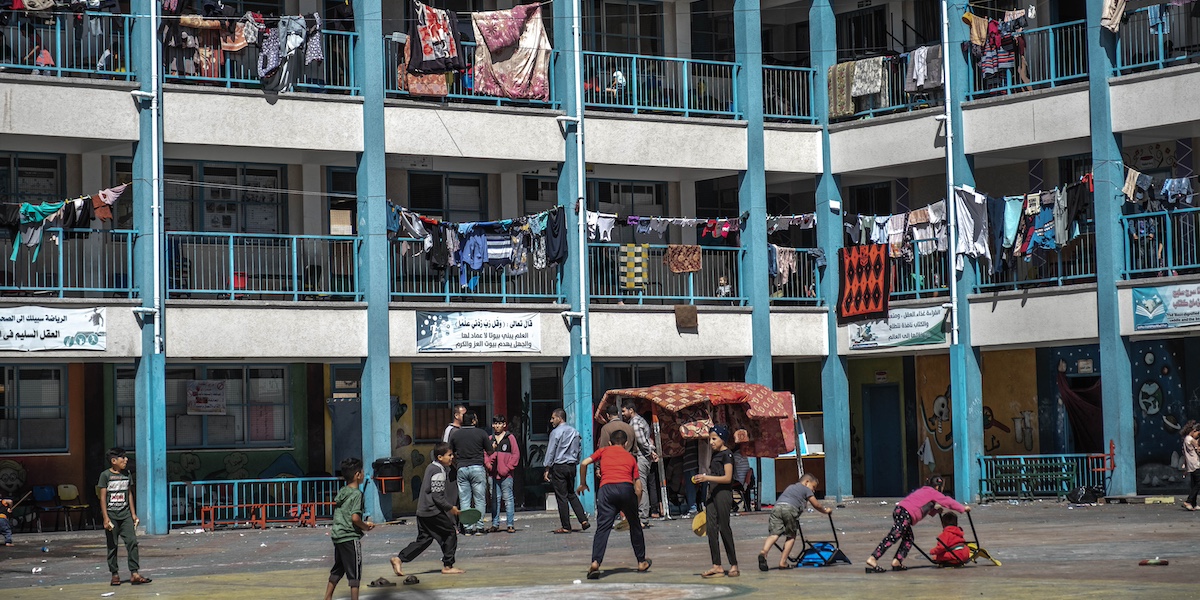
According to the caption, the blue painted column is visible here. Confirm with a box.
[353,0,393,520]
[945,3,984,504]
[554,0,594,513]
[733,0,774,503]
[1086,0,1135,496]
[809,0,851,502]
[131,0,168,534]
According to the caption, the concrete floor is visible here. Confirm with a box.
[2,499,1198,599]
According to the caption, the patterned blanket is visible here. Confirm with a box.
[837,244,891,323]
[472,4,551,100]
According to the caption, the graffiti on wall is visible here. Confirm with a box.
[0,459,27,495]
[1132,340,1190,489]
[165,451,306,482]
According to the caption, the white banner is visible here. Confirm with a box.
[186,380,228,415]
[0,307,106,351]
[417,311,541,353]
[849,306,947,350]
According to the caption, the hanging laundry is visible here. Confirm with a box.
[1101,0,1129,39]
[545,207,568,265]
[774,247,797,287]
[508,228,530,276]
[850,56,884,98]
[953,187,990,271]
[305,13,324,66]
[1063,182,1090,242]
[471,4,552,101]
[987,195,1008,275]
[586,210,617,241]
[836,244,890,323]
[962,11,989,49]
[409,0,466,74]
[1002,195,1024,248]
[908,46,928,90]
[457,230,487,289]
[664,244,702,274]
[828,61,856,119]
[619,243,649,289]
[923,45,944,89]
[1148,4,1170,34]
[12,201,66,262]
[808,247,827,269]
[397,40,450,97]
[1162,178,1195,206]
[843,214,861,245]
[1052,187,1070,248]
[929,200,948,252]
[871,216,890,245]
[886,213,908,259]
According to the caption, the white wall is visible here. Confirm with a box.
[168,305,367,358]
[962,85,1091,156]
[970,286,1099,348]
[770,310,829,357]
[589,308,753,358]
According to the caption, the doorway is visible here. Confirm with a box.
[862,383,904,497]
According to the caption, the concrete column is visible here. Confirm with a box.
[131,0,168,534]
[554,0,594,513]
[353,0,393,520]
[945,2,984,504]
[1086,0,1135,496]
[301,164,323,235]
[674,1,692,59]
[678,180,697,245]
[500,172,520,217]
[810,0,851,502]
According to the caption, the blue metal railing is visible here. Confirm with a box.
[0,11,134,80]
[166,232,360,300]
[769,247,822,305]
[975,228,1097,292]
[979,453,1109,501]
[587,242,745,305]
[390,238,563,303]
[831,54,943,122]
[1121,207,1200,277]
[384,39,558,108]
[1,228,137,298]
[890,240,949,299]
[763,65,816,123]
[581,51,740,118]
[168,476,341,527]
[1117,4,1200,74]
[164,29,358,93]
[969,20,1088,99]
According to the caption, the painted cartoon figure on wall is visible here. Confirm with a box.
[1132,340,1190,489]
[0,459,27,495]
[166,453,202,482]
[922,387,953,452]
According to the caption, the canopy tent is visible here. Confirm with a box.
[595,382,796,459]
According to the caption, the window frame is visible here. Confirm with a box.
[406,172,488,224]
[0,366,69,454]
[585,0,664,56]
[411,363,492,443]
[112,159,288,234]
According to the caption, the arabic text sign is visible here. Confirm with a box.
[186,380,227,415]
[1133,283,1200,331]
[0,307,106,351]
[417,311,542,353]
[848,306,947,350]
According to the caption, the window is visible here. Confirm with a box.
[328,168,357,235]
[114,366,291,450]
[847,182,893,217]
[691,0,734,62]
[595,364,667,411]
[909,0,942,47]
[0,367,67,452]
[766,190,816,248]
[527,364,563,439]
[763,19,810,68]
[695,176,740,247]
[0,153,65,208]
[408,173,487,223]
[586,0,663,55]
[522,177,560,215]
[412,365,489,442]
[113,161,286,233]
[590,179,667,243]
[835,5,888,61]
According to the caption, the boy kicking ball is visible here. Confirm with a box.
[758,473,831,571]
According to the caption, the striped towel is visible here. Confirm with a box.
[486,233,512,266]
[619,244,649,289]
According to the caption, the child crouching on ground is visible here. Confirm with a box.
[325,457,375,600]
[931,512,971,566]
[757,473,832,571]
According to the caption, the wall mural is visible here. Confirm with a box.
[916,355,952,480]
[0,459,27,495]
[164,451,306,482]
[1122,142,1177,173]
[1131,339,1190,489]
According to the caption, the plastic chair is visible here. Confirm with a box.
[58,484,93,530]
[32,485,66,532]
[731,468,758,513]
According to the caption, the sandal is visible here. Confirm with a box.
[727,567,740,578]
[701,567,725,578]
[587,562,601,580]
[507,526,516,533]
[367,577,396,588]
[891,563,908,572]
[865,565,887,574]
[758,554,769,572]
[638,559,653,572]
[553,528,572,534]
[403,575,420,585]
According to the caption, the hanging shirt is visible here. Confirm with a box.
[953,187,990,271]
[545,207,568,265]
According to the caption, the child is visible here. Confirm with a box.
[577,429,651,579]
[324,458,375,600]
[391,442,465,576]
[98,447,150,586]
[930,512,971,566]
[695,425,739,578]
[865,474,969,573]
[484,415,520,533]
[757,473,831,571]
[0,494,13,547]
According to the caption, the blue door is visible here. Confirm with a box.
[862,384,904,497]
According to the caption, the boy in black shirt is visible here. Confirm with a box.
[391,443,465,575]
[449,411,491,535]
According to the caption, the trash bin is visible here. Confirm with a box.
[372,457,406,494]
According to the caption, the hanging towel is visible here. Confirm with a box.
[409,0,466,74]
[850,56,884,97]
[619,243,650,289]
[775,247,797,286]
[471,4,551,101]
[953,187,991,271]
[828,61,856,119]
[837,244,890,323]
[1101,0,1127,33]
[924,45,944,89]
[1122,167,1142,201]
[665,244,703,273]
[397,41,449,96]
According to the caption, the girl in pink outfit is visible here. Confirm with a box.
[864,474,970,573]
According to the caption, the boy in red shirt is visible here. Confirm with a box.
[931,512,971,566]
[577,429,652,579]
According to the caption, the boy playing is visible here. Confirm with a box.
[930,512,971,566]
[391,442,465,576]
[98,447,150,586]
[325,458,375,600]
[757,473,831,571]
[1,494,13,546]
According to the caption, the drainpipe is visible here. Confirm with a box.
[940,0,958,345]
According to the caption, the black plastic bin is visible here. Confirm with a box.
[372,457,406,494]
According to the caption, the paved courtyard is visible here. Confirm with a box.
[1,499,1197,599]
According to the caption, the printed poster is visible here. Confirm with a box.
[1133,283,1200,331]
[186,380,228,415]
[0,306,106,351]
[848,305,947,350]
[416,311,541,353]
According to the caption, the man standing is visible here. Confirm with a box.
[599,403,635,452]
[544,408,590,534]
[449,411,490,535]
[622,401,657,523]
[443,404,467,443]
[577,429,651,579]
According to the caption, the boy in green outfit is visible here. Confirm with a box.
[325,457,375,600]
[98,447,150,586]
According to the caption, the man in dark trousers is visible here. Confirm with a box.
[577,429,651,579]
[599,403,635,452]
[544,408,589,533]
[449,411,491,535]
[622,401,658,522]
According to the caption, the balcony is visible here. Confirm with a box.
[1122,207,1200,278]
[384,39,558,108]
[968,20,1088,100]
[166,232,360,300]
[831,55,944,123]
[890,240,948,300]
[0,11,134,80]
[769,247,822,305]
[164,28,358,94]
[1118,5,1200,74]
[588,243,743,305]
[763,66,816,123]
[389,239,563,303]
[0,228,136,298]
[581,52,740,118]
[975,229,1097,292]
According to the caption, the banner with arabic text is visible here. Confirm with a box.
[1133,283,1200,331]
[848,305,947,350]
[0,306,106,351]
[417,311,541,352]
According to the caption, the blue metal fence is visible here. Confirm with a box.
[166,232,360,300]
[890,240,949,299]
[831,55,943,123]
[384,39,558,108]
[390,238,563,303]
[975,229,1097,292]
[763,65,816,123]
[769,247,822,305]
[588,242,744,305]
[0,228,137,298]
[1117,4,1200,74]
[168,476,341,527]
[164,29,357,93]
[0,11,134,80]
[1121,207,1200,277]
[968,20,1088,99]
[581,51,740,118]
[979,453,1109,501]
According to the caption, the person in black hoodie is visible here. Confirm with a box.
[391,443,463,576]
[449,411,491,535]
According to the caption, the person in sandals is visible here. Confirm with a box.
[864,474,969,573]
